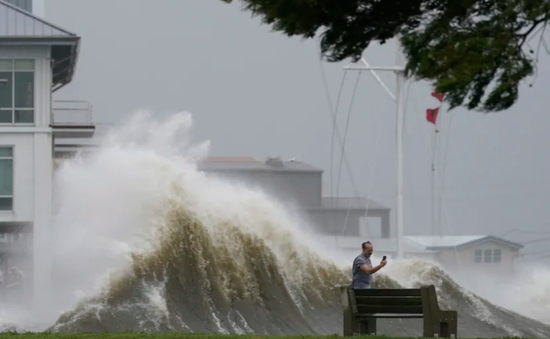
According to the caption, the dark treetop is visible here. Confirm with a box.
[221,0,550,113]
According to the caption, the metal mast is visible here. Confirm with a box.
[343,44,406,259]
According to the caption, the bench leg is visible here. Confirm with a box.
[343,314,376,336]
[439,311,458,338]
[423,318,434,338]
[439,321,449,337]
[361,318,377,335]
[342,306,355,336]
[343,315,376,336]
[424,311,458,338]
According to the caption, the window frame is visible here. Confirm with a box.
[483,249,493,263]
[474,249,482,263]
[474,248,503,264]
[0,146,14,212]
[492,248,502,263]
[0,59,35,125]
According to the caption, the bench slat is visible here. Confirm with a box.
[357,313,424,319]
[357,305,424,314]
[356,296,423,306]
[353,288,421,297]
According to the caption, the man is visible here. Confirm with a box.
[352,241,387,289]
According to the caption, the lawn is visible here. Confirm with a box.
[0,334,529,339]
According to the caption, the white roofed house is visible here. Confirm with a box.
[406,235,524,276]
[317,234,523,277]
[0,0,94,307]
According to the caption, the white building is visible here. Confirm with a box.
[0,0,94,306]
[317,234,523,275]
[406,235,523,275]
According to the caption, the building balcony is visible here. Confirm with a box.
[50,100,95,138]
[0,235,32,254]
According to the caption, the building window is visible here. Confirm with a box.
[474,248,502,264]
[0,59,34,124]
[0,147,13,211]
[493,249,502,263]
[483,249,492,263]
[474,249,482,263]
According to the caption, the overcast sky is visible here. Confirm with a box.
[45,0,550,256]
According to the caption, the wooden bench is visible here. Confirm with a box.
[340,284,457,338]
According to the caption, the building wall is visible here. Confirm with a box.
[0,45,54,303]
[0,134,33,222]
[0,46,51,127]
[4,0,32,12]
[406,251,438,263]
[307,209,363,236]
[0,46,53,224]
[436,240,519,276]
[206,170,322,207]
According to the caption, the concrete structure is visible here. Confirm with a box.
[199,156,323,206]
[319,234,523,275]
[197,156,391,236]
[0,0,94,305]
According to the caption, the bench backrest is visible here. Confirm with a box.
[350,288,425,314]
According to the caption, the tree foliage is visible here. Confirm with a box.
[221,0,550,112]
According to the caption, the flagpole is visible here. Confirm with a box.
[343,41,406,259]
[395,44,405,260]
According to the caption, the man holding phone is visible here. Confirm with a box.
[352,241,387,289]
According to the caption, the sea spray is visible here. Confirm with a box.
[0,110,549,337]
[47,110,349,333]
[449,261,550,327]
[48,111,550,337]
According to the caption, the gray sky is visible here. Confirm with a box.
[46,0,550,256]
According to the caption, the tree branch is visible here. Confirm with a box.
[518,17,548,47]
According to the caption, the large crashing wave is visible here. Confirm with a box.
[5,111,549,337]
[51,198,349,334]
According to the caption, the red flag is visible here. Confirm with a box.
[426,87,444,126]
[431,90,445,102]
[426,107,439,125]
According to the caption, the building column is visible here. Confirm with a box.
[33,132,53,313]
[380,211,390,238]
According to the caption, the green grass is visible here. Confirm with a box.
[0,334,529,339]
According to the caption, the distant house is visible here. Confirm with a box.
[407,235,523,275]
[316,235,523,275]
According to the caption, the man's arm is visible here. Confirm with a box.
[359,263,383,275]
[357,258,386,275]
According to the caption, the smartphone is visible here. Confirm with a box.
[382,255,387,261]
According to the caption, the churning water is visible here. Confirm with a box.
[1,111,550,337]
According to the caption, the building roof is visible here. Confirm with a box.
[320,197,389,211]
[313,235,436,254]
[314,234,524,255]
[206,157,257,163]
[407,235,524,250]
[0,0,80,90]
[0,0,74,37]
[197,156,323,173]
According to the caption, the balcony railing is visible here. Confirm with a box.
[0,233,32,254]
[51,100,94,127]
